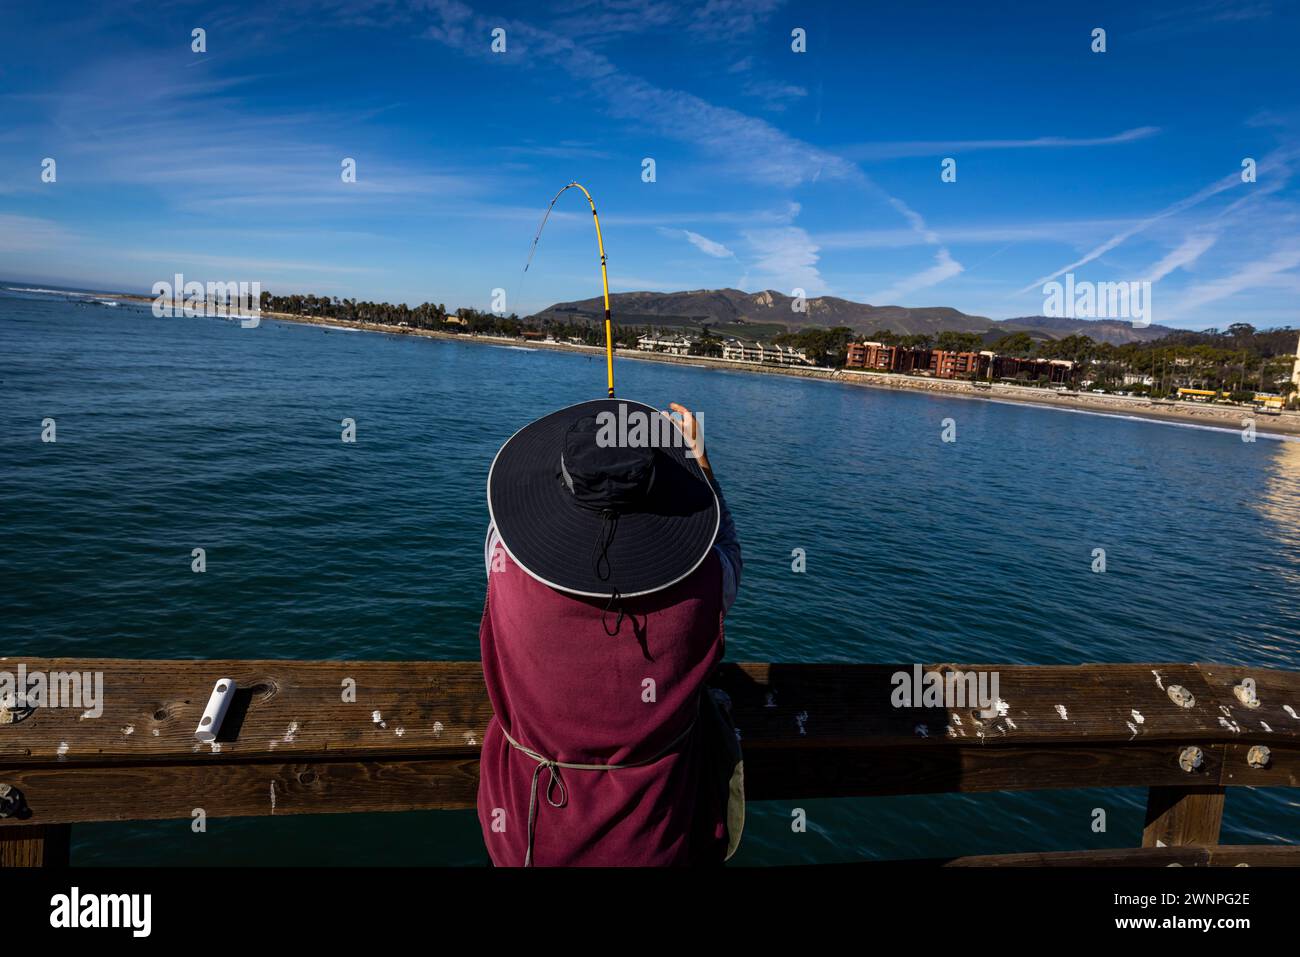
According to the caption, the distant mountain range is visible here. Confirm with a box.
[530,288,1175,346]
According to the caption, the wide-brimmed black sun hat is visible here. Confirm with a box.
[487,398,719,598]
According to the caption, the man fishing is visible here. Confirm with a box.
[477,399,743,866]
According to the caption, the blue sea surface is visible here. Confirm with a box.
[2,289,1298,864]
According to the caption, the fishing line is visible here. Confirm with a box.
[519,181,616,398]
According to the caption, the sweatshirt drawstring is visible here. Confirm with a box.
[498,709,699,867]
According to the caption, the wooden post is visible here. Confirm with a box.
[1142,786,1225,847]
[0,825,71,867]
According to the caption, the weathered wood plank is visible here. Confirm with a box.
[715,662,1300,752]
[1142,786,1226,847]
[0,741,1252,826]
[0,824,69,867]
[0,759,481,825]
[6,660,1299,767]
[1221,741,1300,787]
[943,844,1300,867]
[740,741,1231,800]
[1,660,491,764]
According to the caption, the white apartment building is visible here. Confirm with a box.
[721,339,814,366]
[636,334,694,356]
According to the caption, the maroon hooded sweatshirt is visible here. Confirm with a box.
[476,535,729,866]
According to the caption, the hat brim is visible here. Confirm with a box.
[487,398,720,598]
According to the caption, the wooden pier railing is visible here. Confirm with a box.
[2,659,1298,866]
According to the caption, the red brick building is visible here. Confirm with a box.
[929,350,989,378]
[845,341,901,370]
[895,347,931,373]
[844,339,1074,385]
[991,356,1074,383]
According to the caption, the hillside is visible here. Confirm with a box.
[529,288,1177,346]
[998,315,1175,346]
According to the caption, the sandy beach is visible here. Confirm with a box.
[100,293,1300,438]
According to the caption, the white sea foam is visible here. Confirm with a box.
[7,286,98,297]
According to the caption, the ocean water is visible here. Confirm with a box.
[3,288,1299,865]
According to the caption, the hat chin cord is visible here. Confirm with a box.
[592,509,625,637]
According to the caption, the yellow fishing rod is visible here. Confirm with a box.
[524,182,616,398]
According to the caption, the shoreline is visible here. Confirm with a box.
[92,292,1300,438]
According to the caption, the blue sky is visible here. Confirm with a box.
[2,0,1298,328]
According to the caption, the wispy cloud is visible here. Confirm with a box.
[1169,243,1300,314]
[547,0,682,40]
[742,79,808,112]
[1017,168,1248,293]
[741,226,826,295]
[607,202,801,228]
[683,0,785,36]
[1019,146,1300,297]
[0,213,73,252]
[841,127,1161,161]
[659,227,735,258]
[817,218,1140,250]
[1134,0,1276,38]
[544,0,783,41]
[121,250,381,275]
[506,140,614,160]
[869,198,964,302]
[889,198,940,245]
[12,51,491,213]
[1145,234,1218,282]
[420,2,858,189]
[415,1,979,304]
[871,249,964,304]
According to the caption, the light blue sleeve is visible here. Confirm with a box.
[484,524,500,578]
[709,476,742,616]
